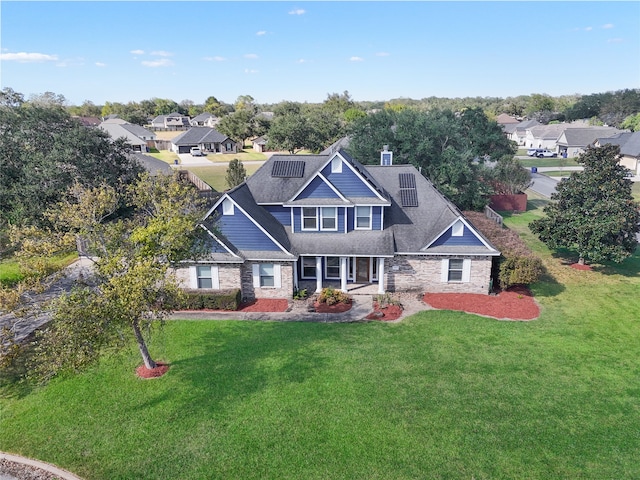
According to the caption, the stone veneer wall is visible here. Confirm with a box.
[240,262,294,301]
[385,255,493,295]
[173,264,242,290]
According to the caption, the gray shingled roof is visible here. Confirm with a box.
[99,122,146,146]
[559,127,622,147]
[191,112,217,122]
[130,153,172,175]
[171,127,231,146]
[289,229,395,256]
[598,131,640,157]
[122,123,155,139]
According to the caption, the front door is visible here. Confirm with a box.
[356,257,369,282]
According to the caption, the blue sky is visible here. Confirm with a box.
[1,1,639,106]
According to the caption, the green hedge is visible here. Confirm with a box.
[176,288,242,311]
[499,255,544,290]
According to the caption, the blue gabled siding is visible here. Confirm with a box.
[215,205,281,251]
[431,223,485,247]
[321,163,379,198]
[297,176,341,200]
[264,205,291,226]
[211,240,228,253]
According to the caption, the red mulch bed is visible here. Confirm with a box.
[423,286,539,321]
[366,302,403,321]
[570,263,593,271]
[238,298,289,312]
[136,362,169,379]
[314,301,352,313]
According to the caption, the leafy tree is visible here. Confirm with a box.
[489,156,532,195]
[267,102,311,153]
[530,145,639,265]
[347,107,513,209]
[0,97,143,228]
[203,96,230,117]
[217,109,256,148]
[5,174,209,380]
[153,98,181,116]
[621,112,640,132]
[225,159,247,189]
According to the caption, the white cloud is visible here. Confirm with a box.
[130,49,145,55]
[376,52,390,57]
[204,56,226,62]
[142,58,174,67]
[350,56,364,62]
[297,59,307,63]
[289,8,305,15]
[244,69,258,74]
[95,62,107,67]
[602,23,614,29]
[0,52,58,63]
[151,50,173,57]
[256,30,267,36]
[585,26,593,31]
[244,53,259,59]
[607,38,624,43]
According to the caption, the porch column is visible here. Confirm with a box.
[340,256,348,292]
[377,258,385,294]
[293,260,299,290]
[315,256,323,293]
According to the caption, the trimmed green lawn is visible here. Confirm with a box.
[0,252,78,286]
[2,201,640,479]
[518,157,579,168]
[185,164,263,192]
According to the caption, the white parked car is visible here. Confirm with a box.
[536,149,557,158]
[190,147,203,156]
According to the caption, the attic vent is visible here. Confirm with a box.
[399,173,418,207]
[272,160,305,178]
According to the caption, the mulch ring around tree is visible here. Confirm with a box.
[423,285,540,321]
[570,263,593,271]
[136,362,170,379]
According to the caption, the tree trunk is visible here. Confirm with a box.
[132,319,157,369]
[578,256,585,265]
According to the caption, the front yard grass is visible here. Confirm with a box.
[518,157,579,168]
[184,164,263,191]
[2,200,640,479]
[0,252,77,286]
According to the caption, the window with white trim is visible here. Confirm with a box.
[325,256,340,279]
[452,221,464,237]
[302,257,316,279]
[222,199,234,215]
[355,206,372,230]
[191,265,220,289]
[302,207,318,230]
[448,259,464,282]
[321,207,337,231]
[252,263,281,288]
[259,263,275,287]
[331,156,342,173]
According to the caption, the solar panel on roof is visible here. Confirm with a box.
[271,160,305,178]
[399,173,416,189]
[400,188,418,207]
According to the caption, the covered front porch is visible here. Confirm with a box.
[294,255,389,294]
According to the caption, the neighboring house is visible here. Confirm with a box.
[496,114,519,126]
[171,127,238,154]
[556,127,624,158]
[129,153,173,176]
[175,149,499,301]
[596,131,640,176]
[150,112,191,131]
[252,136,267,152]
[504,119,540,145]
[99,121,157,153]
[524,124,572,150]
[74,116,102,127]
[190,112,219,128]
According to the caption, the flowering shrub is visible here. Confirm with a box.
[317,287,351,306]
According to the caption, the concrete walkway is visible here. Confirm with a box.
[169,292,430,323]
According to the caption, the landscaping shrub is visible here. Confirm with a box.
[176,289,242,311]
[464,211,544,289]
[317,287,351,306]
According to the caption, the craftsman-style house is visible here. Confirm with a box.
[175,149,499,300]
